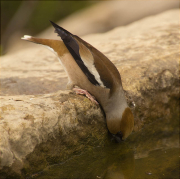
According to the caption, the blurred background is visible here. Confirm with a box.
[1,0,179,55]
[1,1,96,55]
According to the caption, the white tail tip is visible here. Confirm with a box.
[21,35,32,40]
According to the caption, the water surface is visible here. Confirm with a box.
[28,116,179,179]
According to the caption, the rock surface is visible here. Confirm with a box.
[0,9,179,178]
[0,91,106,178]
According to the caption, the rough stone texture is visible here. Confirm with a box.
[0,9,179,178]
[0,91,106,178]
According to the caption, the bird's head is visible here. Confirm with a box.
[107,107,134,142]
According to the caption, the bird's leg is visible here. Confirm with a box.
[73,87,99,105]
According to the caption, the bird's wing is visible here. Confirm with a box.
[50,21,121,91]
[74,35,122,89]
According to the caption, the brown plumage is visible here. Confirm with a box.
[21,21,134,142]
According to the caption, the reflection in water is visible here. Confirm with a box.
[29,116,179,179]
[103,151,135,179]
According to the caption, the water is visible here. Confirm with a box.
[28,116,179,179]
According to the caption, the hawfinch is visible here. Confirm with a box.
[21,21,134,142]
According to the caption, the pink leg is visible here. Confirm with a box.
[73,87,99,105]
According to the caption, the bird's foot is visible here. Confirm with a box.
[73,87,99,105]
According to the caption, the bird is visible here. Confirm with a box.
[21,21,134,142]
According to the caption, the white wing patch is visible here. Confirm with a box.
[79,44,105,87]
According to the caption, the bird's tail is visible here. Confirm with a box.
[21,35,37,43]
[21,35,52,46]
